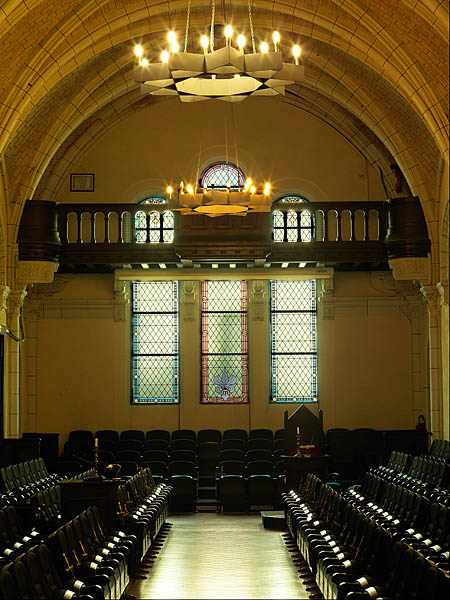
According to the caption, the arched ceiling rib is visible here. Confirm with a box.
[0,0,448,244]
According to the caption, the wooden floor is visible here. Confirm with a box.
[128,513,308,599]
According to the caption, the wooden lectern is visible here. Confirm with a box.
[283,405,328,490]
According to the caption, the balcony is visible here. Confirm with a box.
[18,197,430,273]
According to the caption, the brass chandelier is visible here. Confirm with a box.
[133,0,304,103]
[165,178,273,217]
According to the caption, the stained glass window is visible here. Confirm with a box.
[200,163,245,190]
[201,280,248,404]
[270,280,317,403]
[135,198,174,243]
[273,195,314,242]
[131,281,179,404]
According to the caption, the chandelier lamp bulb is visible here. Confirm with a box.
[200,35,209,54]
[273,31,280,52]
[237,34,246,53]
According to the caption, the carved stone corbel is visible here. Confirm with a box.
[317,278,334,320]
[389,254,431,284]
[251,280,265,321]
[113,279,130,322]
[181,281,198,322]
[17,260,58,285]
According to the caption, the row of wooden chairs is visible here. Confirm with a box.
[284,473,450,599]
[0,459,59,500]
[0,466,173,599]
[68,428,285,446]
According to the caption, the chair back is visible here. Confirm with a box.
[223,429,248,441]
[198,429,222,444]
[172,430,196,442]
[146,429,171,442]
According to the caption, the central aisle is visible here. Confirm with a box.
[128,513,308,599]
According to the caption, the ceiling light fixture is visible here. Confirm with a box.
[134,0,304,103]
[165,177,273,218]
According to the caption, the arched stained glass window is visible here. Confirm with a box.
[273,195,314,242]
[135,197,174,243]
[200,163,245,190]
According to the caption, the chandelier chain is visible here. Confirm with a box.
[248,0,256,53]
[184,0,191,52]
[210,0,216,52]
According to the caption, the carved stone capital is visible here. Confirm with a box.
[436,281,449,306]
[389,255,431,284]
[0,285,11,328]
[420,285,441,312]
[7,287,28,329]
[0,285,11,310]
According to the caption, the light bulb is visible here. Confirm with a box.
[168,31,177,43]
[250,185,256,195]
[201,35,209,53]
[264,182,271,196]
[141,58,149,67]
[186,184,194,195]
[171,41,180,53]
[161,50,169,63]
[260,41,269,53]
[293,44,301,65]
[273,30,280,51]
[237,34,246,53]
[225,25,233,39]
[166,185,173,198]
[134,44,143,58]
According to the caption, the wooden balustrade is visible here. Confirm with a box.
[58,201,387,246]
[18,197,429,268]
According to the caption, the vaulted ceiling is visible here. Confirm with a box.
[0,0,448,268]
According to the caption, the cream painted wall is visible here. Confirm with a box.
[22,272,419,449]
[57,98,386,205]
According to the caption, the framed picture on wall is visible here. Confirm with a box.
[70,173,95,192]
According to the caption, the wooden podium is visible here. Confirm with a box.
[60,479,122,532]
[284,455,328,491]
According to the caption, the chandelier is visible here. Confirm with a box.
[165,178,273,217]
[133,0,304,103]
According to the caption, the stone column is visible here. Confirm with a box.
[401,295,428,427]
[437,281,449,439]
[21,300,42,433]
[420,285,443,440]
[5,287,27,437]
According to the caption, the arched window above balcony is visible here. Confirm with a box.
[135,197,174,243]
[200,163,246,190]
[273,195,314,242]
